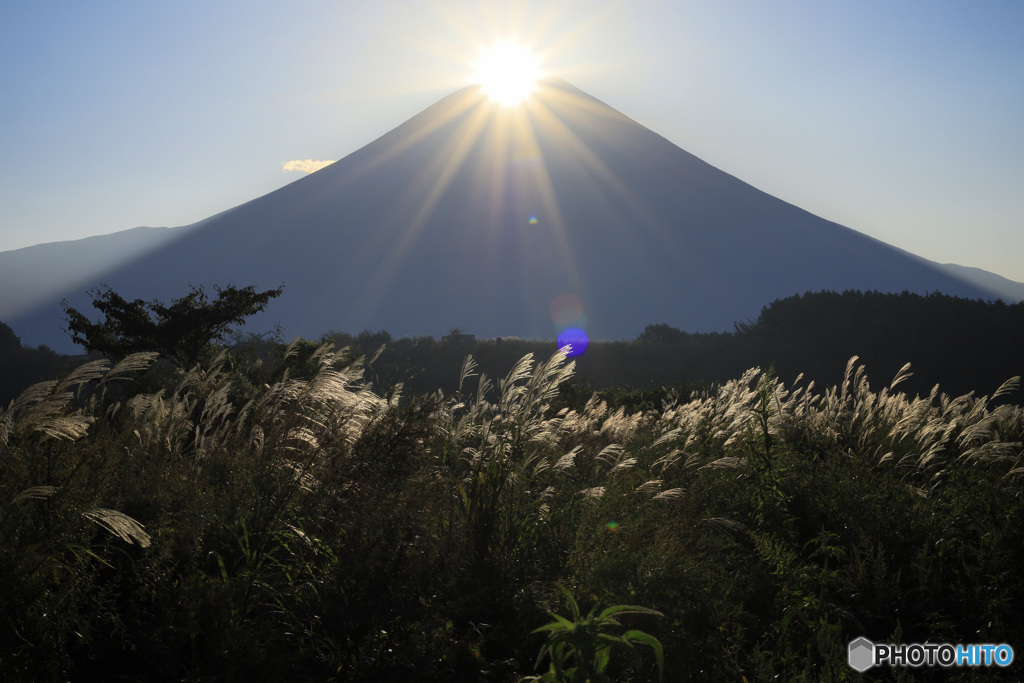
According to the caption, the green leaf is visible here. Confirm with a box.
[597,604,664,620]
[622,630,665,682]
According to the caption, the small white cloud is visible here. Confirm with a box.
[282,159,336,173]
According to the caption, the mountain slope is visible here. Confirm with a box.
[0,227,178,319]
[1,78,1015,351]
[935,263,1024,302]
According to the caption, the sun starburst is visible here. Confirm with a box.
[470,41,544,106]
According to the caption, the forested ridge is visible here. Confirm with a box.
[322,290,1024,405]
[4,290,1021,407]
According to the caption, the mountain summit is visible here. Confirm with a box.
[1,78,1015,349]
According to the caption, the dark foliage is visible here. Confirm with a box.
[62,283,283,368]
[5,289,1021,408]
[0,321,70,405]
[732,290,1024,400]
[314,291,1024,405]
[1,339,1022,681]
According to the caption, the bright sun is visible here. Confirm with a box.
[471,42,544,106]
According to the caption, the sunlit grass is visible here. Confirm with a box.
[1,343,1021,679]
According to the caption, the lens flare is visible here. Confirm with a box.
[558,327,589,358]
[549,293,584,327]
[606,520,620,532]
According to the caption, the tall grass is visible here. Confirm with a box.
[0,344,1021,680]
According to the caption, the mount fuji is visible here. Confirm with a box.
[2,78,1020,352]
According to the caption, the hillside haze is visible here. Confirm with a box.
[2,78,1014,350]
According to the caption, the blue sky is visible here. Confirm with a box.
[2,1,1022,281]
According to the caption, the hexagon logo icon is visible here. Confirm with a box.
[848,637,874,672]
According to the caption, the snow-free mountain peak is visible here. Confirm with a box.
[1,79,1016,351]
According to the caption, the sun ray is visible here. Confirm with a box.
[523,82,679,250]
[339,54,672,340]
[347,100,496,322]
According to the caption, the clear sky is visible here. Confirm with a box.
[2,1,1022,281]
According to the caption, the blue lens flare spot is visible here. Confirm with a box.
[528,215,538,225]
[558,327,589,358]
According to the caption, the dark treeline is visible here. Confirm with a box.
[734,289,1024,400]
[0,321,71,404]
[325,290,1024,405]
[3,290,1022,406]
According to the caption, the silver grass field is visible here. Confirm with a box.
[1,343,1022,681]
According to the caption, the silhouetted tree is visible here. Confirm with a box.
[0,320,69,405]
[637,323,687,344]
[0,321,20,353]
[62,284,283,368]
